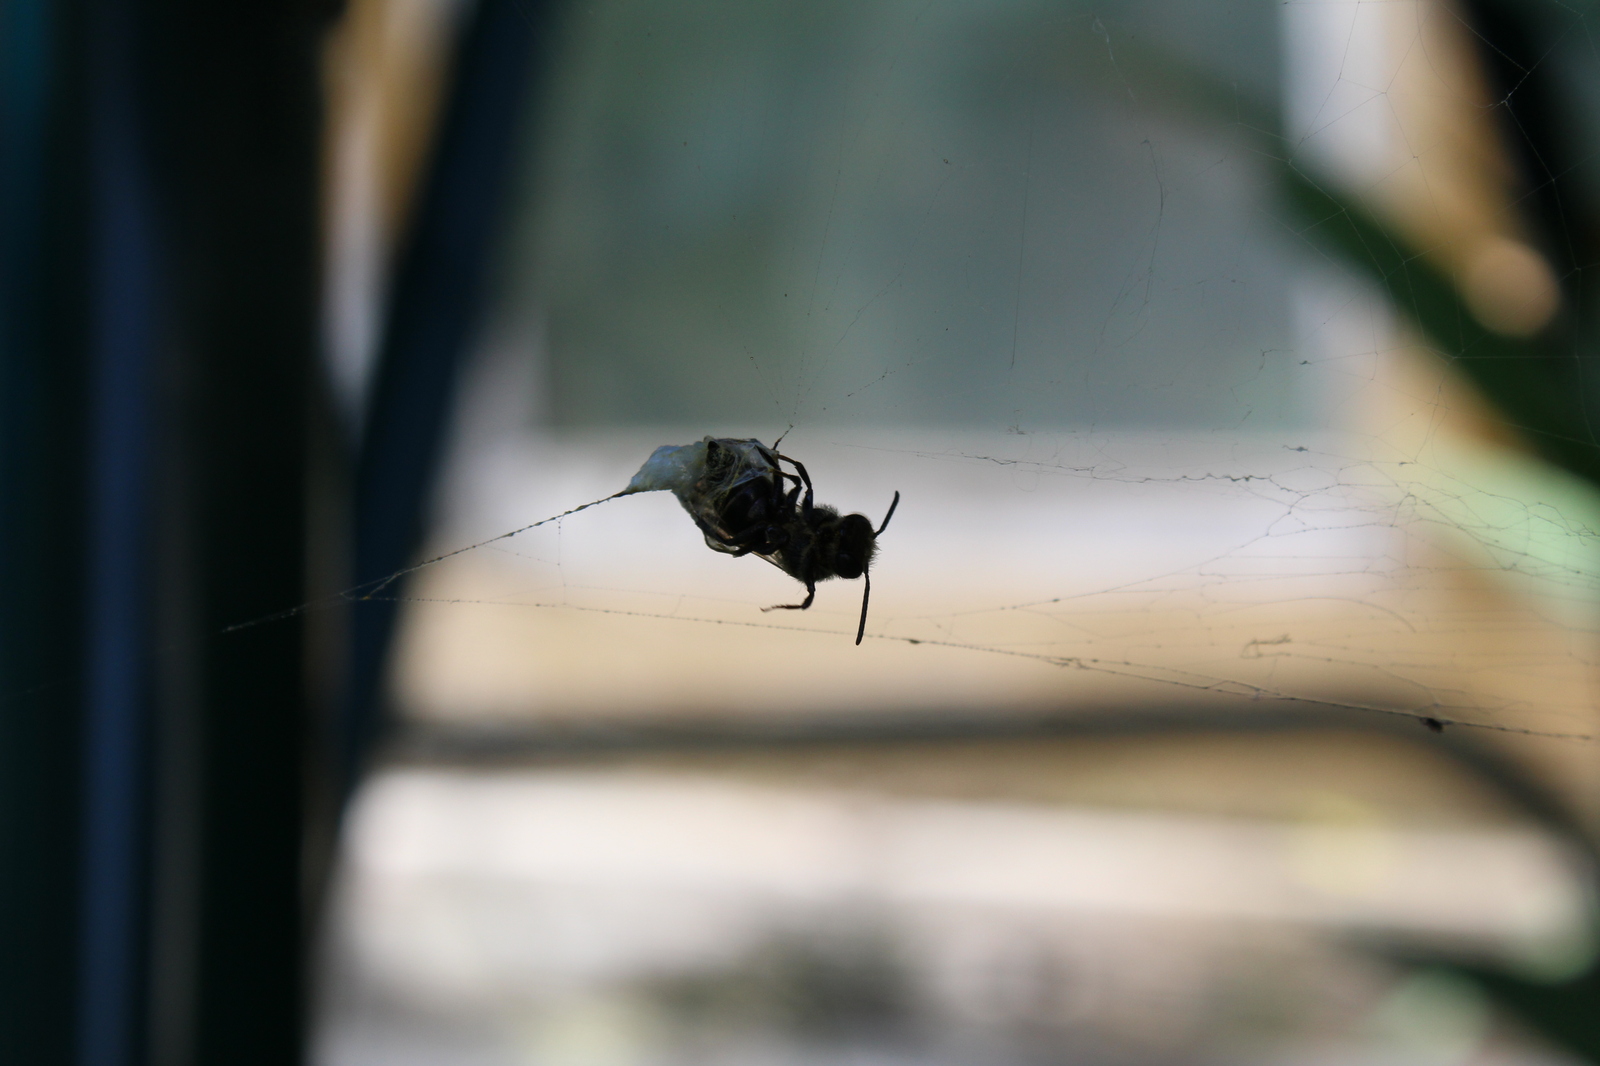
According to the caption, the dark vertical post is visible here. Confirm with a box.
[2,0,334,1060]
[137,1,329,1063]
[76,0,159,1057]
[0,0,89,1056]
[347,0,552,794]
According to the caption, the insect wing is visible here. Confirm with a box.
[749,547,790,574]
[688,468,779,553]
[682,438,784,542]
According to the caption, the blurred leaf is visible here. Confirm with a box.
[1066,17,1600,491]
[1071,15,1600,1061]
[1451,965,1600,1062]
[1276,167,1600,488]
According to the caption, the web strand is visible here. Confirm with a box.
[374,592,1598,743]
[219,492,628,635]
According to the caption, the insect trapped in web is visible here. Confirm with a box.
[624,436,900,644]
[316,435,898,646]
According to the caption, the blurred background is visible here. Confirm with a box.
[5,0,1600,1064]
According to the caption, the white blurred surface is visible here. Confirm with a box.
[317,765,1593,1066]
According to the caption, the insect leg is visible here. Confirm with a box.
[774,453,814,516]
[691,513,744,553]
[780,481,801,516]
[760,444,803,494]
[719,520,787,552]
[762,579,815,612]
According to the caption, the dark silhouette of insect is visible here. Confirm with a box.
[1422,717,1444,734]
[680,438,900,645]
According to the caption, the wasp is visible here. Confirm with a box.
[625,437,899,644]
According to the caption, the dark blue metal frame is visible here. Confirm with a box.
[0,0,558,1058]
[348,0,556,795]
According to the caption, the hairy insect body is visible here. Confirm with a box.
[769,504,878,585]
[623,436,898,644]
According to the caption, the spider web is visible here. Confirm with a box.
[310,6,1600,1063]
[355,0,1600,749]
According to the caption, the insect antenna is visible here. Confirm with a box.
[856,572,871,646]
[855,491,900,645]
[876,491,901,535]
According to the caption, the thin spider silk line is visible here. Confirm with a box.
[219,492,627,635]
[374,592,1598,742]
[206,426,1600,750]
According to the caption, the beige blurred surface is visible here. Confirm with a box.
[392,424,1600,741]
[321,0,467,416]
